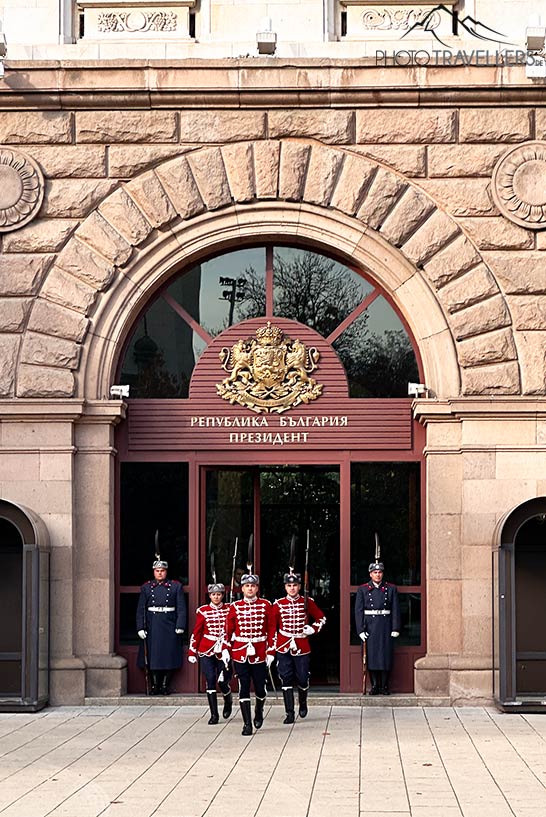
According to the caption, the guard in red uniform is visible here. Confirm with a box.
[225,573,276,736]
[188,582,233,724]
[273,571,326,723]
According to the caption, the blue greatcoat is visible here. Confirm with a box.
[136,579,187,670]
[354,581,401,671]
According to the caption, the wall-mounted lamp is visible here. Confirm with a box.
[256,17,277,55]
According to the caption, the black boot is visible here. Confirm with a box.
[161,671,172,696]
[207,691,219,724]
[222,691,233,719]
[240,700,253,736]
[253,696,265,729]
[151,672,160,696]
[369,671,380,696]
[282,688,295,724]
[297,687,308,718]
[380,671,390,695]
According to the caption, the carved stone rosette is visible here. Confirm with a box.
[0,148,44,233]
[492,141,546,230]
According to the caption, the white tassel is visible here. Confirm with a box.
[247,642,256,656]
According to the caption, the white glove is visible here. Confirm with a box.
[221,649,231,667]
[266,654,275,668]
[187,655,197,664]
[175,629,184,634]
[138,630,147,640]
[391,631,399,638]
[359,632,368,641]
[303,624,315,636]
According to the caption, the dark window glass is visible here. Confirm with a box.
[120,462,189,586]
[349,591,421,646]
[333,295,419,397]
[351,462,420,586]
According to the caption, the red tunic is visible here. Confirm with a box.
[226,597,276,664]
[188,602,230,658]
[273,595,326,655]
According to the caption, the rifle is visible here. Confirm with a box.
[229,536,239,603]
[304,528,310,614]
[143,633,151,696]
[362,636,368,695]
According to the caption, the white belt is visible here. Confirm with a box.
[279,629,306,639]
[233,635,266,643]
[203,633,224,653]
[365,610,391,616]
[148,606,176,613]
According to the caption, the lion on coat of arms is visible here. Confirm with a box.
[217,322,322,414]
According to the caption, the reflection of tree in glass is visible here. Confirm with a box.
[337,328,419,398]
[130,345,187,399]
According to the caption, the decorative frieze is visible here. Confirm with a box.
[362,8,441,31]
[97,10,177,33]
[78,0,195,40]
[0,149,44,233]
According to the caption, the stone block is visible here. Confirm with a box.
[187,148,231,210]
[124,171,178,228]
[462,546,492,580]
[40,452,74,482]
[329,153,376,216]
[0,335,20,396]
[427,581,462,653]
[459,217,534,250]
[418,179,497,217]
[427,514,461,580]
[425,420,461,449]
[269,110,353,144]
[427,455,463,515]
[279,142,310,201]
[221,142,255,203]
[49,659,86,706]
[484,252,546,294]
[462,512,497,547]
[304,144,344,207]
[75,212,132,266]
[0,253,52,295]
[462,452,496,481]
[438,263,499,313]
[450,669,492,703]
[16,364,75,397]
[459,109,532,143]
[495,450,546,481]
[21,332,81,369]
[41,179,118,219]
[253,141,281,199]
[56,238,115,291]
[0,112,72,144]
[461,361,520,395]
[0,452,39,481]
[27,298,89,342]
[356,109,456,144]
[516,331,546,394]
[357,167,407,230]
[98,187,153,246]
[40,266,98,315]
[351,144,426,177]
[427,144,508,177]
[1,220,78,254]
[401,209,460,267]
[509,295,546,330]
[535,110,546,140]
[154,155,205,219]
[0,297,33,332]
[1,420,73,448]
[32,145,107,178]
[423,234,480,289]
[414,663,450,697]
[108,145,190,178]
[462,418,536,447]
[76,111,178,143]
[457,327,517,367]
[380,187,435,247]
[178,110,266,143]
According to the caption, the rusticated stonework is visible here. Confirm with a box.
[492,141,546,230]
[0,148,44,233]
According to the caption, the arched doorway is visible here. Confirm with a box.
[494,498,546,708]
[114,243,426,694]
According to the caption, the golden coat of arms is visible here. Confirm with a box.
[217,322,323,414]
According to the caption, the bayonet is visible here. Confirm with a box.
[230,536,239,603]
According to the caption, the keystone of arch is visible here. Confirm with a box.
[17,139,520,399]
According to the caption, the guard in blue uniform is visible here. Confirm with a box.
[355,561,401,695]
[137,558,187,695]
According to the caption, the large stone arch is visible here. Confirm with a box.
[15,138,520,399]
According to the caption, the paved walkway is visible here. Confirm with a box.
[0,704,545,817]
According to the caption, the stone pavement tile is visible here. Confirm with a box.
[456,708,546,811]
[489,711,546,788]
[0,712,175,817]
[253,706,331,817]
[44,711,198,817]
[309,706,361,816]
[424,708,515,817]
[359,812,410,816]
[361,709,408,813]
[0,709,77,758]
[410,808,463,817]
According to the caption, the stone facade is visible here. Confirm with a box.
[1,42,546,703]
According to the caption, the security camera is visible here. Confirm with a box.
[408,382,427,398]
[110,384,130,398]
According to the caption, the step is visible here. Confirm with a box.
[84,693,451,707]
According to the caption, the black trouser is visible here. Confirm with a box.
[277,651,310,690]
[234,660,267,700]
[201,655,232,694]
